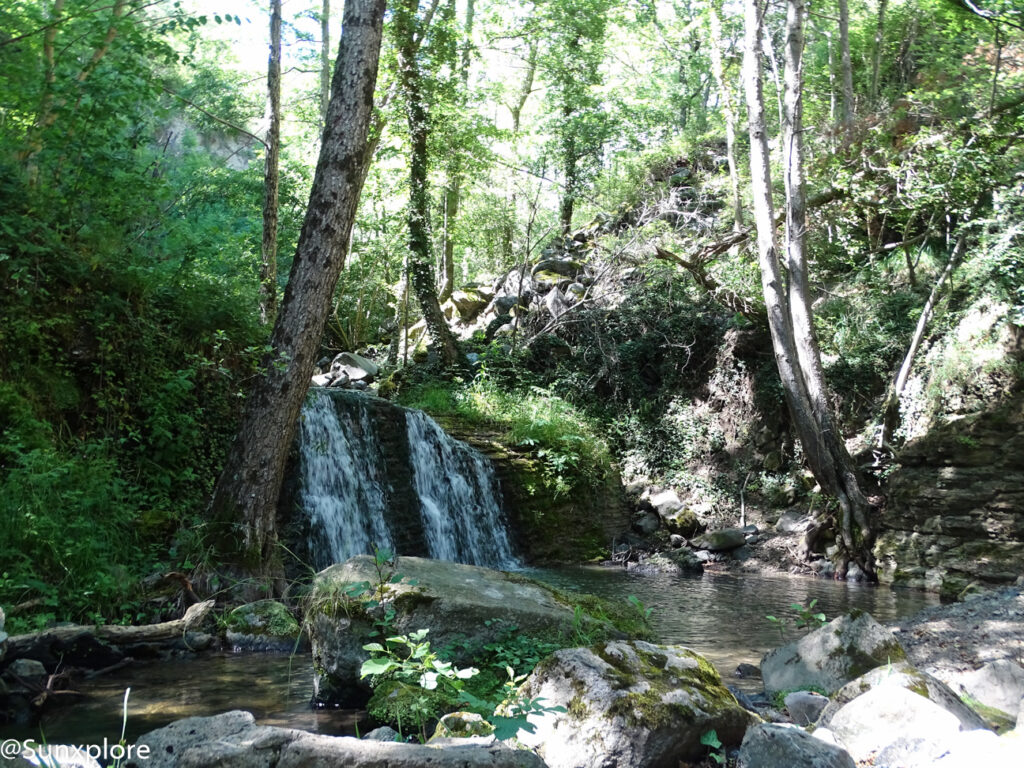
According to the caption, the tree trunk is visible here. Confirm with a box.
[878,233,967,450]
[209,0,386,578]
[438,0,475,304]
[510,38,538,134]
[260,0,282,325]
[708,3,743,231]
[838,0,854,129]
[744,0,876,578]
[395,0,460,366]
[870,0,888,102]
[320,0,330,134]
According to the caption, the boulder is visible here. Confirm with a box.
[693,528,748,553]
[308,556,625,706]
[432,712,495,740]
[760,611,907,695]
[784,690,828,725]
[774,509,812,533]
[827,684,988,764]
[331,352,379,383]
[647,490,704,538]
[627,551,703,576]
[531,258,584,280]
[10,744,101,767]
[737,723,855,768]
[127,710,546,768]
[451,289,490,321]
[3,657,48,687]
[515,640,757,768]
[632,510,661,535]
[954,659,1024,724]
[225,600,303,652]
[816,662,989,731]
[362,726,400,742]
[0,605,7,662]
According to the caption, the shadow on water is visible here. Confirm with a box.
[7,568,938,743]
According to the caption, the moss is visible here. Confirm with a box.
[226,600,300,639]
[960,694,1017,733]
[567,695,589,721]
[367,679,457,732]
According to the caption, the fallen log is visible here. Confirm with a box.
[6,599,215,660]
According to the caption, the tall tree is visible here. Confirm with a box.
[708,1,744,231]
[320,0,331,133]
[209,0,387,577]
[260,0,282,325]
[540,0,611,236]
[393,0,461,366]
[743,0,876,577]
[869,0,888,102]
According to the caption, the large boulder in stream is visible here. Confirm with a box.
[307,556,629,706]
[760,610,907,695]
[127,710,545,768]
[515,640,757,768]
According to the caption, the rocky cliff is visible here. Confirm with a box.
[877,388,1024,596]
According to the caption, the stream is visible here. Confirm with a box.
[4,569,938,745]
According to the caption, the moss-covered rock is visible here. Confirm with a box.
[367,679,456,735]
[225,600,302,652]
[516,640,757,768]
[307,556,643,706]
[431,711,496,740]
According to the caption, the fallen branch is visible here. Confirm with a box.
[654,245,766,324]
[7,599,215,657]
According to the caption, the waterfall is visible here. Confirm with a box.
[299,392,394,566]
[405,410,518,568]
[298,389,519,570]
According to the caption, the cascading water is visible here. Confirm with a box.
[298,389,519,570]
[405,410,518,568]
[298,391,394,566]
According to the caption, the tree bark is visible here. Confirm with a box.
[209,0,386,578]
[395,0,460,366]
[260,0,282,325]
[709,3,743,232]
[744,0,876,577]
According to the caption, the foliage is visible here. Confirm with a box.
[766,599,827,642]
[397,374,612,498]
[701,728,726,765]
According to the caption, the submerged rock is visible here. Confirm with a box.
[127,710,545,768]
[760,611,906,695]
[515,640,757,768]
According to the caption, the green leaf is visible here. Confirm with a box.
[362,642,386,652]
[360,657,396,677]
[701,729,722,749]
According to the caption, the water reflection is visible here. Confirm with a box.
[6,653,361,744]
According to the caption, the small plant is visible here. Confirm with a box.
[767,599,827,641]
[459,666,567,740]
[627,594,653,623]
[361,629,478,692]
[701,728,725,765]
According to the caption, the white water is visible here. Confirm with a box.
[406,409,519,568]
[298,390,518,569]
[299,391,394,567]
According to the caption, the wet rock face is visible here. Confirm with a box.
[877,392,1024,596]
[516,640,756,768]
